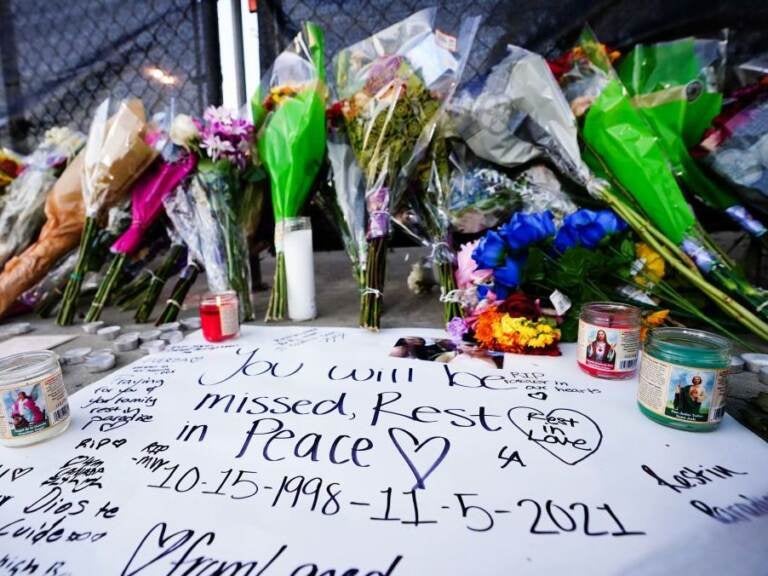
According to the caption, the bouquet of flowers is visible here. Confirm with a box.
[450,44,587,181]
[551,29,768,340]
[155,181,227,323]
[318,103,367,289]
[334,8,480,329]
[0,127,84,268]
[698,93,768,219]
[0,151,86,318]
[618,37,767,240]
[252,22,326,321]
[85,116,198,322]
[56,98,156,325]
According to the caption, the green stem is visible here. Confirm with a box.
[597,185,768,340]
[57,217,98,326]
[265,252,286,322]
[115,269,152,308]
[360,237,387,330]
[85,253,127,322]
[134,244,184,323]
[156,262,201,324]
[437,260,463,324]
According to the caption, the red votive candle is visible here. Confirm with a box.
[577,302,641,380]
[199,291,240,342]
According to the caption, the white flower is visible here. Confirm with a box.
[170,114,199,149]
[201,134,235,162]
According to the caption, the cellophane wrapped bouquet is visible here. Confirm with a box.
[57,98,156,325]
[156,178,228,323]
[86,114,198,322]
[191,106,260,321]
[0,127,85,268]
[252,22,327,322]
[334,8,480,329]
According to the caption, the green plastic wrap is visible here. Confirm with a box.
[253,23,326,224]
[618,38,763,230]
[583,79,695,244]
[252,22,327,321]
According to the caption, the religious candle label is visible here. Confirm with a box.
[638,354,727,425]
[577,319,639,374]
[218,300,239,337]
[0,370,69,440]
[0,326,765,575]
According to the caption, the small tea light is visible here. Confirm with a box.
[199,291,240,343]
[82,321,105,334]
[97,326,122,340]
[180,317,201,331]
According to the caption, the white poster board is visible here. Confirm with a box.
[0,326,766,576]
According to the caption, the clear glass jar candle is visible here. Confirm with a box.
[577,302,641,379]
[637,327,731,432]
[0,351,71,447]
[199,291,240,342]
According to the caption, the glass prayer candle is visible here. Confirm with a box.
[577,302,641,379]
[0,351,71,447]
[637,327,730,432]
[281,217,317,321]
[199,291,240,342]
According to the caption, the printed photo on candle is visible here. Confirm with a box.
[665,368,715,422]
[3,384,48,436]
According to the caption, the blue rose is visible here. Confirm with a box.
[472,230,507,269]
[554,209,627,252]
[495,256,525,289]
[499,211,556,253]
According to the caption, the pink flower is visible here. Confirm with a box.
[455,240,493,289]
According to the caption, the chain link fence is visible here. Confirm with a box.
[256,0,510,84]
[0,0,221,153]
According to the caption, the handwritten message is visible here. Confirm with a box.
[0,326,767,575]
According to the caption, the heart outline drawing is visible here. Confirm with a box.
[388,427,450,490]
[527,391,548,401]
[121,522,203,576]
[11,467,33,482]
[507,406,603,466]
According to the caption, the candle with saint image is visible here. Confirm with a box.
[282,217,316,321]
[199,291,240,342]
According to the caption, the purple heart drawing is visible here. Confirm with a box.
[388,427,450,490]
[507,406,603,466]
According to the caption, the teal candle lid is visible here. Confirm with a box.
[644,327,730,369]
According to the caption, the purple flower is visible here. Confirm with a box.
[447,317,469,344]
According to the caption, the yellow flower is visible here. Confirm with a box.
[635,243,666,285]
[641,309,670,340]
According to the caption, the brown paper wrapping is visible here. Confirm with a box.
[85,99,157,222]
[0,153,85,317]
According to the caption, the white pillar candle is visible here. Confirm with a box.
[283,219,316,321]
